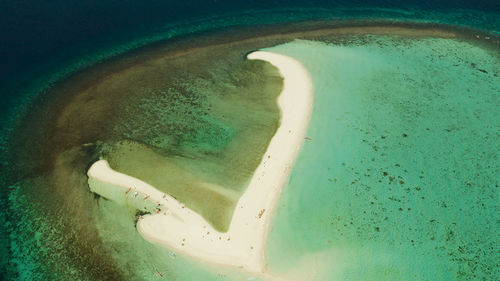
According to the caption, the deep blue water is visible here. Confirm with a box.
[1,1,498,143]
[0,1,498,280]
[1,1,499,95]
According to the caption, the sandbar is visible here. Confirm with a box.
[87,50,313,272]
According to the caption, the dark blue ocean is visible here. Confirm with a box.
[1,1,499,113]
[0,1,498,280]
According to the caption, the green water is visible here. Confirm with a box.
[2,16,499,279]
[265,38,499,280]
[100,52,283,231]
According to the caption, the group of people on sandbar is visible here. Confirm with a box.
[125,186,152,200]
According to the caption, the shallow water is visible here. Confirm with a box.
[265,38,499,280]
[1,4,499,281]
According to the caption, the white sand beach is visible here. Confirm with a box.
[87,51,313,273]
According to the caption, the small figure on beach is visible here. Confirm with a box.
[125,187,132,194]
[133,191,138,198]
[258,209,266,219]
[144,194,150,200]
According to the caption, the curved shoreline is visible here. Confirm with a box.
[87,51,313,272]
[9,23,498,183]
[3,18,498,279]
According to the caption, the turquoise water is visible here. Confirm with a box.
[265,39,499,280]
[1,6,499,280]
